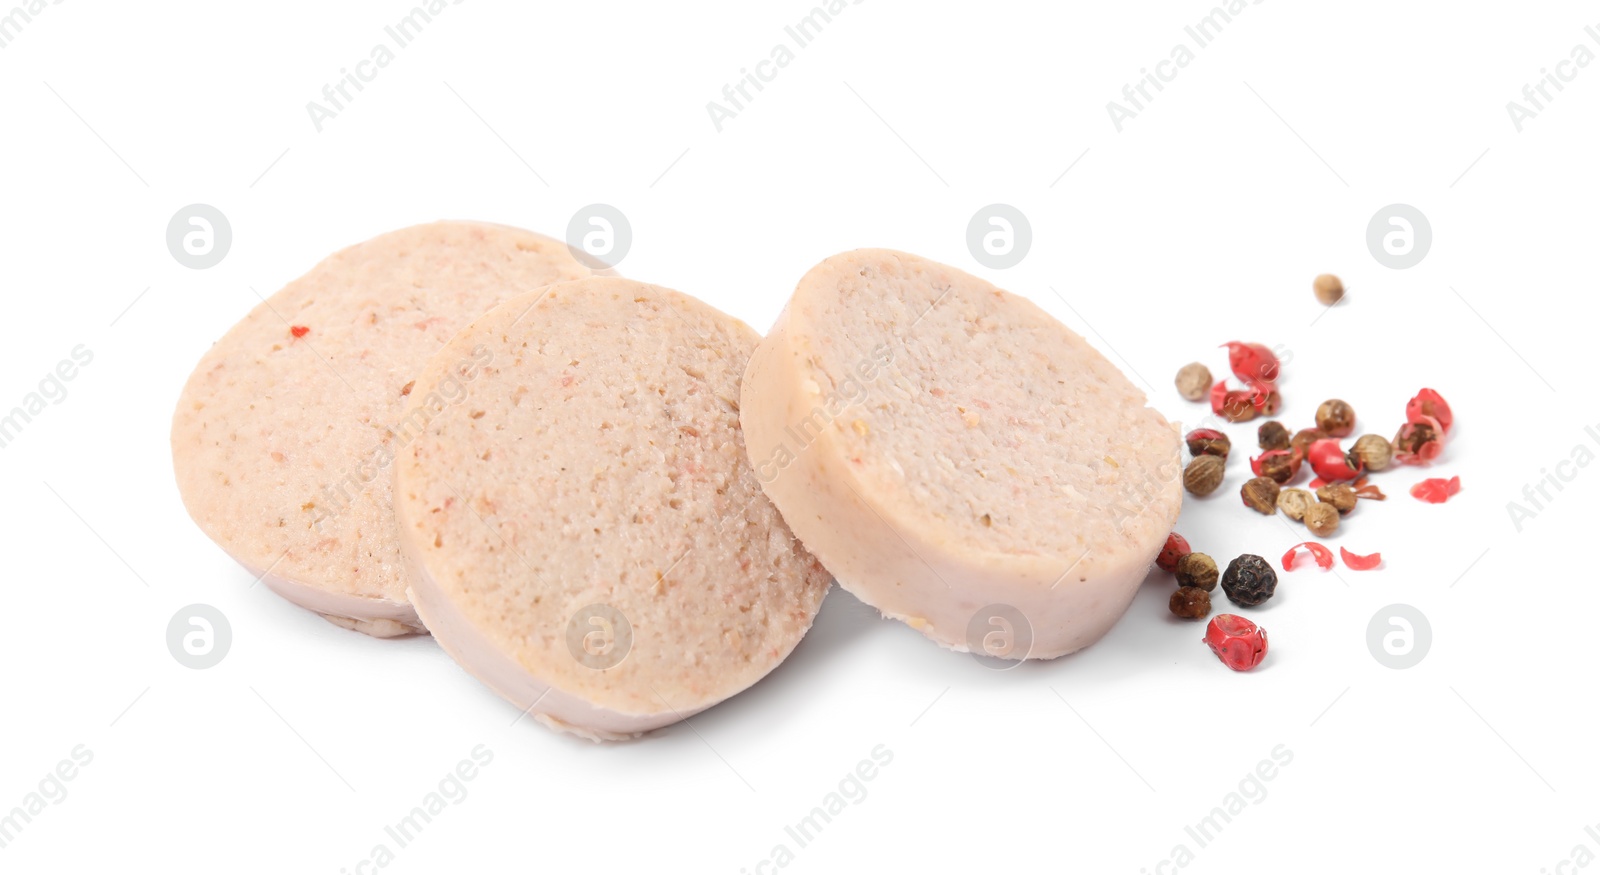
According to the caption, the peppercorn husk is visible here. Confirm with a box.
[1221,554,1278,607]
[1185,428,1231,459]
[1276,487,1315,520]
[1304,502,1340,537]
[1184,455,1225,496]
[1258,421,1291,452]
[1316,399,1356,437]
[1170,586,1212,619]
[1350,434,1393,472]
[1176,552,1219,591]
[1317,483,1358,515]
[1175,363,1213,402]
[1314,274,1345,306]
[1241,476,1280,515]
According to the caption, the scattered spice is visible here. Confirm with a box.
[1211,380,1260,423]
[1304,502,1340,537]
[1205,614,1268,671]
[1221,341,1281,390]
[1241,476,1280,515]
[1157,532,1192,573]
[1276,488,1315,520]
[400,380,415,396]
[1253,390,1283,417]
[1307,438,1363,482]
[1175,362,1213,401]
[1291,427,1328,459]
[1176,553,1219,591]
[290,325,310,339]
[1258,421,1291,452]
[1410,476,1462,504]
[1406,388,1453,433]
[1394,419,1444,465]
[1170,586,1212,619]
[1353,478,1387,501]
[1185,428,1231,459]
[1251,449,1302,485]
[1316,483,1357,515]
[1349,434,1393,472]
[1282,542,1334,571]
[1315,399,1356,437]
[1184,455,1226,496]
[1339,547,1382,570]
[1313,273,1345,306]
[1221,554,1278,606]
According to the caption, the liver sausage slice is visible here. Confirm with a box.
[171,222,595,636]
[395,277,831,739]
[739,249,1181,660]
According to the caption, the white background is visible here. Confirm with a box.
[2,1,1595,871]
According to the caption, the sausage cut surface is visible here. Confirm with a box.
[395,277,831,739]
[171,222,594,636]
[740,249,1182,659]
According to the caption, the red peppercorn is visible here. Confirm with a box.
[1394,418,1445,466]
[1157,532,1191,573]
[1204,614,1268,672]
[290,325,310,339]
[1306,438,1363,482]
[1221,341,1281,390]
[1250,448,1302,484]
[1406,388,1453,434]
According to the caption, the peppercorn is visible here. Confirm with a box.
[1316,483,1357,515]
[1241,476,1280,515]
[1393,420,1442,463]
[1253,449,1301,485]
[1185,428,1231,459]
[1170,586,1212,619]
[1175,363,1213,402]
[1315,399,1355,438]
[1304,502,1340,537]
[1156,532,1191,573]
[1205,614,1268,671]
[1221,554,1278,607]
[1255,391,1282,417]
[1183,455,1225,496]
[1276,488,1315,521]
[1313,274,1345,306]
[1258,420,1290,452]
[1291,428,1327,460]
[1307,438,1364,482]
[1219,390,1259,423]
[1350,434,1393,472]
[1176,552,1219,590]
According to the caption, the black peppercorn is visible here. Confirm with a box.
[1221,554,1278,607]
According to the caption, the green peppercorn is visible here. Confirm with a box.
[1176,552,1219,590]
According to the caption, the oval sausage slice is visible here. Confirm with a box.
[171,222,595,636]
[740,249,1181,660]
[396,277,830,739]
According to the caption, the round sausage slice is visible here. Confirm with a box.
[740,250,1181,660]
[171,222,595,636]
[395,277,831,740]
